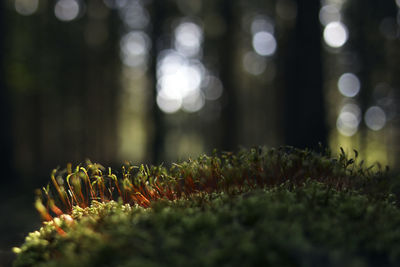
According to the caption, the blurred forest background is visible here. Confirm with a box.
[1,0,400,264]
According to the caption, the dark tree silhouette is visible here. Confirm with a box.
[219,0,239,151]
[283,0,327,149]
[345,0,397,154]
[149,1,166,164]
[0,1,14,188]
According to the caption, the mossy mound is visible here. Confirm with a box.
[13,147,400,266]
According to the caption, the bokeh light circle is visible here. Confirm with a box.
[55,0,80,22]
[364,106,386,131]
[338,73,360,97]
[252,31,277,56]
[337,111,359,136]
[323,22,348,48]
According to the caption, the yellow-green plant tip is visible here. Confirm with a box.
[12,247,21,254]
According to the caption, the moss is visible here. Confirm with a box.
[13,147,400,266]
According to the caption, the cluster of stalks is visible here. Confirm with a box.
[37,158,225,221]
[36,147,390,223]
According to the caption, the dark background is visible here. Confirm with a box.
[1,0,400,265]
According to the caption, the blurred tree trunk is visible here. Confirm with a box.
[283,0,327,149]
[345,0,373,154]
[219,0,238,151]
[148,1,165,163]
[6,2,122,180]
[346,0,398,159]
[83,8,120,165]
[0,1,14,187]
[385,5,400,168]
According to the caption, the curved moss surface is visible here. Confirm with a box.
[13,147,400,266]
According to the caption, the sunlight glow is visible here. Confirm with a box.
[155,19,208,114]
[156,51,205,114]
[337,111,359,137]
[365,106,386,131]
[55,0,80,21]
[174,22,203,57]
[252,31,277,56]
[158,57,202,97]
[15,0,39,16]
[338,73,360,97]
[337,103,361,137]
[342,103,362,122]
[323,22,348,48]
[157,88,182,114]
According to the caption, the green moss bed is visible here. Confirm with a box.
[13,147,400,267]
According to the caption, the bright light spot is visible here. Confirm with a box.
[364,106,386,131]
[156,51,206,113]
[174,22,203,57]
[157,51,184,76]
[396,0,400,8]
[251,15,274,34]
[15,0,39,16]
[156,88,182,114]
[243,51,267,75]
[252,31,277,56]
[55,0,80,22]
[120,31,150,67]
[120,2,149,29]
[338,73,360,97]
[319,5,341,26]
[337,111,359,136]
[341,103,361,120]
[182,90,205,113]
[158,62,203,97]
[323,22,348,48]
[202,76,223,100]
